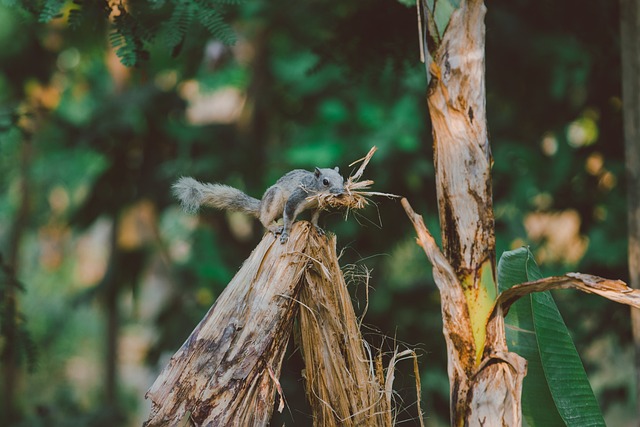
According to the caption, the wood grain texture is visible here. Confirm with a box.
[145,223,312,426]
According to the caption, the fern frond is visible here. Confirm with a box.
[202,0,245,4]
[109,30,135,66]
[38,0,67,22]
[67,0,86,29]
[68,7,83,29]
[198,7,236,45]
[148,0,168,9]
[110,8,149,67]
[66,0,111,30]
[158,0,195,52]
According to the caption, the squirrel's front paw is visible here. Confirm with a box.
[314,225,326,236]
[279,232,289,244]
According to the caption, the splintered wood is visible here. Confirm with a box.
[145,224,310,426]
[298,231,388,427]
[145,222,418,426]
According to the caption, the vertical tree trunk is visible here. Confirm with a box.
[427,0,495,415]
[620,0,640,418]
[105,256,119,409]
[2,134,32,425]
[411,1,527,425]
[100,215,121,411]
[427,0,496,359]
[407,1,640,424]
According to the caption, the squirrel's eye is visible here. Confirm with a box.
[323,178,329,186]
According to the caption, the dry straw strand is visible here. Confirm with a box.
[310,146,400,214]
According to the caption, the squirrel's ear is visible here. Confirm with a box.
[314,167,321,177]
[334,166,339,173]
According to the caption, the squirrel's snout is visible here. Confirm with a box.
[330,187,345,195]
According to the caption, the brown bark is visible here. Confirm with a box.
[2,134,32,425]
[428,3,494,277]
[620,0,640,417]
[297,232,390,426]
[403,199,525,427]
[421,1,526,425]
[145,225,310,426]
[497,273,640,313]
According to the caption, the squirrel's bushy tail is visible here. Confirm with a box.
[173,177,261,216]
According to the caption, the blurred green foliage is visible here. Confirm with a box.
[0,0,634,426]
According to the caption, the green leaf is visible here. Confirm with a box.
[158,1,194,56]
[533,291,605,426]
[109,8,151,67]
[197,7,236,45]
[38,0,66,22]
[499,248,562,427]
[498,247,605,427]
[433,0,455,40]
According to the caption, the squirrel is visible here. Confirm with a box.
[173,167,345,243]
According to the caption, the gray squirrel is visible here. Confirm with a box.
[173,167,345,243]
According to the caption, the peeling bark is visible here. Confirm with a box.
[411,1,528,424]
[403,199,525,426]
[419,0,526,424]
[145,224,312,426]
[426,1,498,372]
[297,233,391,426]
[428,1,493,277]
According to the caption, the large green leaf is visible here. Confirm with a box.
[498,248,562,426]
[498,247,605,427]
[532,291,605,426]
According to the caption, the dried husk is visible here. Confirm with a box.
[309,146,399,213]
[297,231,390,426]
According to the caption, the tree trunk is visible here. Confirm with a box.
[620,0,640,418]
[409,1,527,425]
[104,219,119,409]
[2,134,31,425]
[145,225,308,426]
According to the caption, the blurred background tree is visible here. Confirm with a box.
[0,0,634,425]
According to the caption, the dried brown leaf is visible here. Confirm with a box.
[308,147,400,213]
[498,273,640,315]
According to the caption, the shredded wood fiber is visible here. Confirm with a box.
[298,228,391,426]
[297,230,424,426]
[309,146,399,213]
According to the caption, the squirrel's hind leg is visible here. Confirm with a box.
[259,188,285,237]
